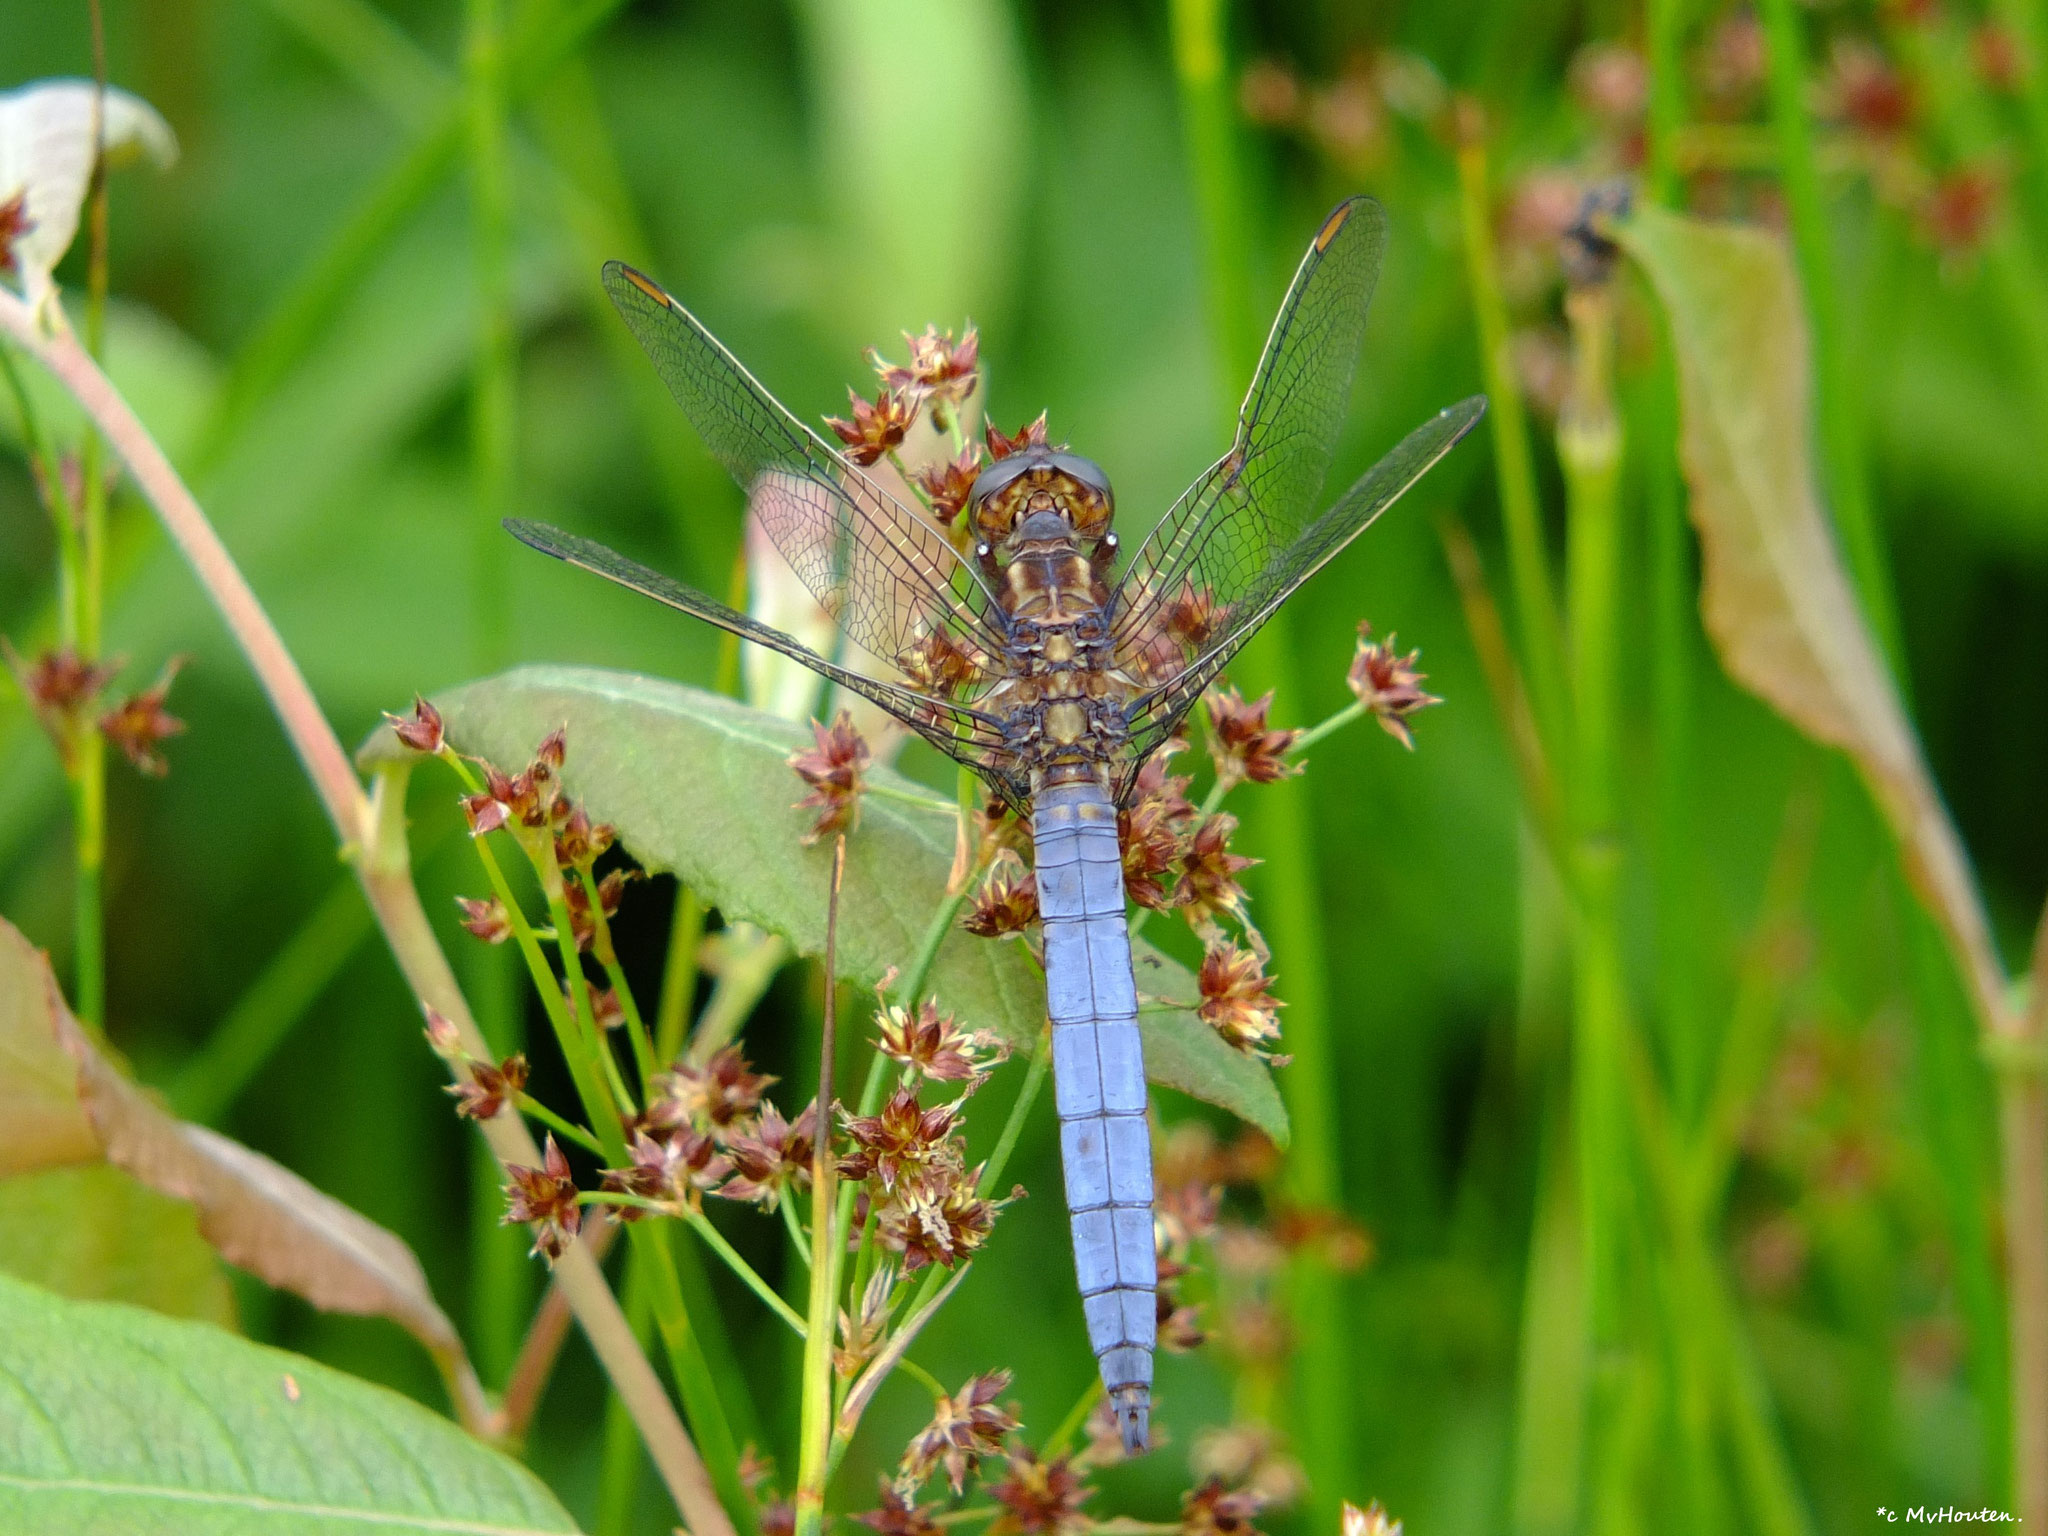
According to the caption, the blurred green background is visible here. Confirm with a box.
[4,0,2048,1532]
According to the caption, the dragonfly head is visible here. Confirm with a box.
[967,445,1116,552]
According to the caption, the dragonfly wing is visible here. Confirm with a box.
[1109,196,1388,664]
[1114,396,1486,784]
[506,520,1029,802]
[601,262,1009,677]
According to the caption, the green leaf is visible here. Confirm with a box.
[359,666,1287,1143]
[0,1166,235,1326]
[0,1271,577,1534]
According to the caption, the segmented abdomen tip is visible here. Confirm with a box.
[1113,1387,1149,1454]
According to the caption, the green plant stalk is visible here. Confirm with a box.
[465,0,516,670]
[1645,0,1686,208]
[1559,280,1631,1504]
[596,1254,656,1536]
[0,345,82,642]
[795,839,848,1536]
[579,865,661,1087]
[1641,0,1706,1122]
[1755,0,1904,676]
[680,1207,808,1336]
[1168,0,1256,398]
[1990,0,2048,239]
[1455,128,1571,758]
[655,884,704,1063]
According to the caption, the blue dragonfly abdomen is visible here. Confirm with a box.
[1032,777,1157,1454]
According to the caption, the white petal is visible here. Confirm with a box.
[0,80,178,306]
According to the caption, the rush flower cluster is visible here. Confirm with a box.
[5,640,187,775]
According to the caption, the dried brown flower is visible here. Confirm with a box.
[1118,741,1196,912]
[553,804,616,870]
[897,628,981,697]
[1204,688,1300,790]
[839,1087,964,1191]
[855,1483,942,1536]
[1181,1478,1269,1536]
[873,325,980,426]
[1346,624,1441,749]
[4,641,119,767]
[448,1052,527,1121]
[650,1044,777,1135]
[1181,813,1257,932]
[98,657,187,776]
[877,997,1009,1083]
[963,850,1040,938]
[502,1135,581,1262]
[455,895,513,944]
[911,443,988,526]
[790,711,870,844]
[601,1127,731,1216]
[874,1163,1016,1272]
[1821,39,1912,138]
[562,866,640,952]
[0,191,33,277]
[1157,1255,1208,1352]
[423,1007,463,1060]
[719,1098,819,1208]
[386,695,446,754]
[1920,165,2002,256]
[988,1448,1091,1536]
[985,413,1050,460]
[1569,42,1648,124]
[827,385,919,466]
[1198,944,1286,1060]
[1973,24,2024,93]
[899,1369,1019,1494]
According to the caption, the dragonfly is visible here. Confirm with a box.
[508,196,1484,1455]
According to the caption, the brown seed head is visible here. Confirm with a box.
[1198,944,1286,1060]
[447,1052,528,1121]
[98,657,187,777]
[4,641,121,768]
[1973,23,2025,92]
[1119,741,1196,912]
[602,1126,731,1216]
[963,849,1039,938]
[1181,1478,1269,1536]
[1204,688,1300,790]
[1822,39,1913,137]
[1346,624,1441,749]
[718,1098,820,1209]
[386,695,446,754]
[1181,813,1258,930]
[877,996,1009,1083]
[912,442,989,527]
[988,1448,1091,1536]
[839,1086,964,1191]
[898,1369,1019,1494]
[502,1135,582,1261]
[855,1483,942,1536]
[827,385,920,466]
[0,191,34,277]
[790,711,870,844]
[455,895,513,944]
[1920,165,2002,256]
[985,412,1050,461]
[874,1164,1016,1272]
[650,1044,777,1135]
[873,324,980,421]
[553,804,617,870]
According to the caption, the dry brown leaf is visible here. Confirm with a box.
[1615,207,2010,1035]
[0,916,489,1429]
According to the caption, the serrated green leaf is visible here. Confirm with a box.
[359,666,1287,1143]
[0,1271,576,1534]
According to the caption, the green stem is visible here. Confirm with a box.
[1455,125,1571,758]
[0,344,82,643]
[1756,0,1904,679]
[518,1093,605,1156]
[1644,0,1686,209]
[579,864,661,1088]
[795,839,848,1536]
[681,1207,808,1337]
[1047,1377,1104,1459]
[69,742,105,1028]
[464,0,515,669]
[655,884,704,1064]
[1560,278,1631,1502]
[781,1191,812,1269]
